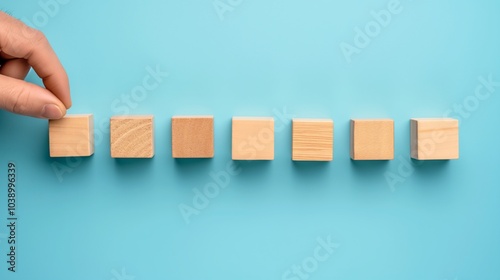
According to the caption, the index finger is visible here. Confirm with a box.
[0,12,71,108]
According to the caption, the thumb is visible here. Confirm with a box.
[0,74,67,119]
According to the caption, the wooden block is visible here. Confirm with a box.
[350,119,394,160]
[232,117,274,160]
[292,119,333,161]
[49,114,94,157]
[110,116,154,158]
[172,116,214,158]
[411,118,459,160]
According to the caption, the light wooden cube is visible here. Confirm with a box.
[411,118,459,160]
[110,116,154,158]
[350,119,394,160]
[172,116,214,158]
[49,114,94,157]
[232,117,274,160]
[292,119,333,161]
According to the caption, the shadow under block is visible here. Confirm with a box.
[172,116,214,158]
[410,118,459,160]
[110,116,154,158]
[350,119,394,160]
[49,114,94,157]
[232,117,274,160]
[292,119,333,161]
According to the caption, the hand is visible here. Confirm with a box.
[0,12,71,119]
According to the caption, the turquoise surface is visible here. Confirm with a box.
[1,0,500,279]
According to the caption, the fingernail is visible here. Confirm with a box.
[41,104,63,119]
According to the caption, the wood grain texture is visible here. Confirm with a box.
[49,114,94,157]
[232,117,274,160]
[350,119,394,160]
[410,118,459,160]
[292,119,333,161]
[172,116,214,158]
[110,116,154,158]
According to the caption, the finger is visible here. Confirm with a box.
[0,59,31,80]
[0,74,66,119]
[0,51,15,60]
[0,12,71,109]
[0,51,10,65]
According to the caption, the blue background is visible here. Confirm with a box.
[1,0,500,279]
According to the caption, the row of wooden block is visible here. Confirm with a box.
[48,115,459,160]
